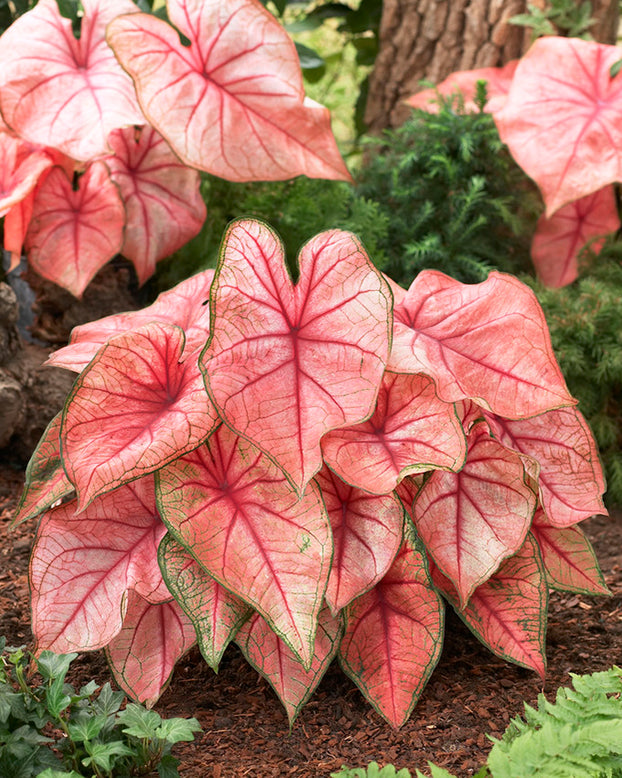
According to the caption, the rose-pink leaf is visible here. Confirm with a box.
[0,133,53,218]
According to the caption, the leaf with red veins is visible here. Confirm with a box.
[236,605,342,726]
[338,529,444,729]
[201,220,391,493]
[314,466,404,614]
[393,475,424,522]
[30,475,170,655]
[484,406,606,528]
[413,422,537,608]
[106,590,196,706]
[13,412,73,526]
[430,534,547,677]
[322,372,466,495]
[47,269,215,372]
[156,423,331,669]
[158,534,251,671]
[4,191,35,269]
[106,0,350,182]
[106,126,206,284]
[61,322,219,509]
[495,37,622,216]
[531,507,610,595]
[0,133,53,218]
[0,0,143,161]
[388,270,574,419]
[25,162,125,298]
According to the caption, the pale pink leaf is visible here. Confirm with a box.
[106,0,350,182]
[0,0,143,161]
[106,591,196,706]
[413,422,537,607]
[156,424,331,669]
[0,133,53,217]
[338,529,444,728]
[495,37,622,216]
[314,466,404,614]
[388,270,574,418]
[61,322,219,508]
[201,220,391,492]
[322,372,466,495]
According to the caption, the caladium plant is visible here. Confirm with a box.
[16,218,608,727]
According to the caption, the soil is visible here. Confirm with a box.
[0,464,621,778]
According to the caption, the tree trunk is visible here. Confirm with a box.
[365,0,620,132]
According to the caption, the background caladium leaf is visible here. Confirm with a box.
[0,0,144,161]
[314,466,404,614]
[30,476,170,654]
[106,126,206,284]
[4,192,35,270]
[156,423,331,669]
[495,37,622,216]
[338,529,444,729]
[530,186,620,288]
[201,220,391,493]
[235,605,342,727]
[25,162,126,298]
[106,0,350,182]
[388,270,574,419]
[484,407,606,528]
[430,534,548,677]
[413,422,537,607]
[394,475,424,522]
[47,269,215,372]
[0,133,53,218]
[13,412,73,526]
[531,508,610,595]
[158,534,251,671]
[106,590,196,706]
[321,372,466,495]
[61,322,219,508]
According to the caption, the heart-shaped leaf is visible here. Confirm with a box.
[106,126,206,284]
[201,220,391,493]
[30,476,169,654]
[106,590,196,706]
[25,162,126,298]
[388,270,574,418]
[156,423,331,669]
[106,0,350,182]
[495,37,622,216]
[314,465,404,614]
[4,192,35,269]
[0,0,143,161]
[413,422,537,607]
[158,534,251,671]
[338,529,444,728]
[61,322,219,508]
[0,133,53,218]
[322,372,466,495]
[531,186,620,287]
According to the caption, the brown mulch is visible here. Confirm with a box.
[1,464,621,778]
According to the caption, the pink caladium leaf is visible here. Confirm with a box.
[47,269,215,372]
[430,534,547,677]
[106,590,196,706]
[106,0,350,182]
[531,186,620,288]
[495,37,622,216]
[61,322,219,508]
[236,605,342,726]
[4,192,35,269]
[25,162,126,298]
[388,270,574,418]
[322,372,466,495]
[156,423,331,669]
[413,422,537,607]
[158,534,251,671]
[106,126,206,284]
[314,466,404,614]
[484,406,606,528]
[201,220,391,493]
[394,475,424,523]
[30,476,170,655]
[338,529,444,728]
[0,133,53,218]
[0,0,143,161]
[531,508,610,595]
